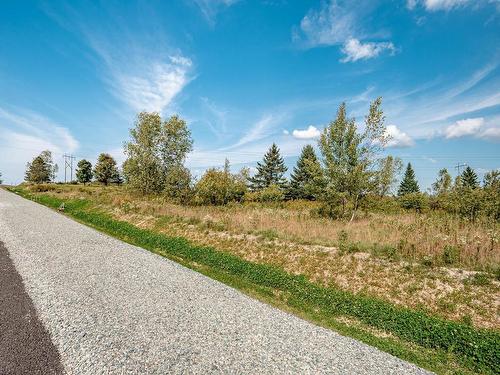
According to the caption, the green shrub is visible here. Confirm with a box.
[442,245,459,265]
[27,184,56,193]
[373,244,398,260]
[194,168,246,205]
[398,192,428,212]
[465,273,491,286]
[245,184,284,203]
[337,230,349,253]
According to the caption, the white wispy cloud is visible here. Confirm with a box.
[444,117,484,138]
[292,125,321,139]
[0,107,79,183]
[294,1,395,63]
[409,0,497,11]
[111,56,193,113]
[44,4,194,114]
[198,97,228,139]
[341,38,396,63]
[297,0,358,46]
[385,125,415,148]
[226,113,287,149]
[192,0,239,26]
[381,63,500,140]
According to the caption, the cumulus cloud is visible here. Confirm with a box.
[292,125,321,139]
[478,126,500,140]
[444,118,484,138]
[341,38,396,62]
[385,125,415,148]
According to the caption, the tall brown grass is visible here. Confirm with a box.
[35,184,499,271]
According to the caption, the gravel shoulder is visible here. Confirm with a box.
[0,189,432,374]
[0,240,64,375]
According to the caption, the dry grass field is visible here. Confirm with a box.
[26,184,500,330]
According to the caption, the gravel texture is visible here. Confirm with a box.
[0,240,64,375]
[0,189,433,374]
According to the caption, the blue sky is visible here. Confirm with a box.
[0,0,499,189]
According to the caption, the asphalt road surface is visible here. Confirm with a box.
[0,188,432,374]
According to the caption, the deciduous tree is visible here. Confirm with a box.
[76,159,93,185]
[93,153,119,185]
[319,98,388,219]
[123,112,193,195]
[483,170,500,189]
[432,168,452,196]
[25,150,58,183]
[374,155,403,196]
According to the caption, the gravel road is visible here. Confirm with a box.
[0,188,433,374]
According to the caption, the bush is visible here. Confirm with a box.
[27,184,56,192]
[398,192,428,212]
[245,184,284,203]
[194,168,246,205]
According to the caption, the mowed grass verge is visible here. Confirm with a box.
[9,187,499,375]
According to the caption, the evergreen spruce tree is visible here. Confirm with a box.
[248,143,287,191]
[398,163,419,196]
[287,145,324,200]
[76,159,93,185]
[461,166,479,189]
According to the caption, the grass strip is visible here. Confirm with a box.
[11,188,500,375]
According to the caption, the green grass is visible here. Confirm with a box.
[9,186,500,375]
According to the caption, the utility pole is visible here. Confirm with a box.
[63,154,76,183]
[455,162,467,175]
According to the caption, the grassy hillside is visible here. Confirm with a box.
[9,184,500,375]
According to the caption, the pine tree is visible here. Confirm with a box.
[0,171,2,184]
[398,163,419,196]
[248,143,287,191]
[461,166,479,189]
[287,145,324,200]
[76,159,93,185]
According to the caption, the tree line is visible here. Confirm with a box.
[22,98,499,221]
[24,151,121,186]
